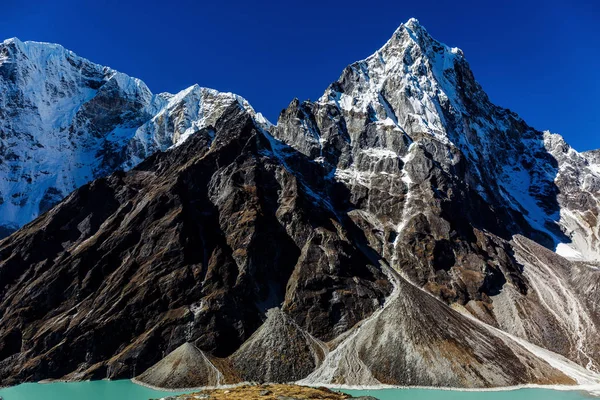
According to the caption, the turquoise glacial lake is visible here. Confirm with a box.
[0,380,596,400]
[0,380,185,400]
[344,387,595,400]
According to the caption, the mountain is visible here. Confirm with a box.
[275,18,600,262]
[0,19,599,389]
[0,37,268,238]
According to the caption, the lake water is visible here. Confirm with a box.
[344,387,596,400]
[0,380,185,400]
[0,380,596,400]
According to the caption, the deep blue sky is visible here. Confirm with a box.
[1,0,598,151]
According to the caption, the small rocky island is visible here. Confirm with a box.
[158,384,376,400]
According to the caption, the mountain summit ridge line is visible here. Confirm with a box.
[0,18,599,389]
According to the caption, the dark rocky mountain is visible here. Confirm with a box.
[0,19,599,389]
[0,104,391,386]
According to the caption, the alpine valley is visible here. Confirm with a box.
[0,18,599,390]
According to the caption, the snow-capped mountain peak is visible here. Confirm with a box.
[0,38,261,236]
[276,18,600,262]
[0,23,598,258]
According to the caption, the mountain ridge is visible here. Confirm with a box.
[0,36,268,236]
[0,18,599,389]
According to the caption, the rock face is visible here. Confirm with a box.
[0,38,265,237]
[544,134,600,260]
[1,19,600,389]
[273,18,600,381]
[301,260,580,387]
[0,105,390,386]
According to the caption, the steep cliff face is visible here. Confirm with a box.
[274,18,600,379]
[0,19,599,389]
[544,134,600,260]
[275,18,599,261]
[0,38,264,236]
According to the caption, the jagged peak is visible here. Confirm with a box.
[405,17,421,27]
[0,36,112,81]
[582,148,600,166]
[1,37,75,58]
[2,37,23,46]
[584,149,600,156]
[1,37,26,60]
[315,18,469,114]
[0,38,264,125]
[254,112,274,128]
[148,84,268,123]
[318,18,466,98]
[0,37,270,131]
[395,17,429,39]
[388,18,465,59]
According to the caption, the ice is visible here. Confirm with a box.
[360,148,398,158]
[556,243,585,260]
[588,163,600,176]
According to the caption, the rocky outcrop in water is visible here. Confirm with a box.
[160,384,369,400]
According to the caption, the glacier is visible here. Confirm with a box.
[0,37,266,236]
